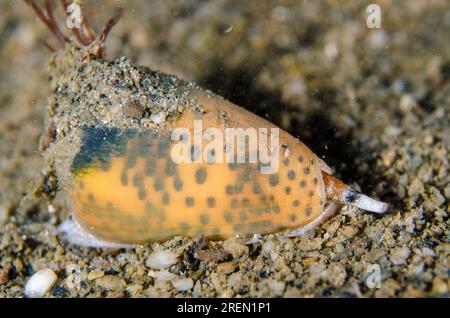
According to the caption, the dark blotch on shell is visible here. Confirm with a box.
[72,127,136,173]
[195,167,207,184]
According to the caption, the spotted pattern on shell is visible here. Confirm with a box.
[70,94,329,244]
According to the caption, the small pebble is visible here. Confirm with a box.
[24,268,57,298]
[126,284,143,297]
[87,271,104,280]
[408,179,424,197]
[444,185,450,199]
[223,238,248,258]
[150,112,166,124]
[302,257,317,266]
[431,277,448,295]
[154,270,177,290]
[309,264,326,275]
[399,94,416,112]
[217,261,237,274]
[195,248,229,263]
[262,240,275,255]
[155,270,176,282]
[421,247,435,257]
[342,225,359,238]
[0,265,10,284]
[0,205,7,225]
[106,290,125,298]
[268,280,285,296]
[95,275,126,291]
[367,29,388,49]
[428,186,445,207]
[172,278,194,291]
[124,101,142,119]
[390,247,411,265]
[146,250,178,269]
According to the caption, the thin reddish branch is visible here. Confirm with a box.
[75,0,96,43]
[24,0,122,57]
[41,38,56,52]
[44,0,69,43]
[81,15,96,43]
[97,8,123,57]
[24,0,69,45]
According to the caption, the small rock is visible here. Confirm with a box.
[399,94,416,112]
[172,278,194,291]
[367,29,388,49]
[223,238,248,258]
[402,287,424,297]
[191,269,204,281]
[126,284,143,297]
[390,247,411,265]
[381,149,396,167]
[324,42,338,60]
[375,278,400,297]
[428,186,445,207]
[283,77,305,100]
[155,270,176,281]
[0,205,8,225]
[196,248,229,263]
[227,272,243,292]
[326,264,347,288]
[106,290,125,298]
[421,247,435,258]
[87,271,104,280]
[302,257,317,266]
[24,268,57,298]
[52,285,68,297]
[95,275,126,291]
[444,185,450,199]
[150,112,166,124]
[261,240,275,255]
[296,238,322,251]
[408,262,424,276]
[192,280,203,297]
[154,270,177,290]
[431,277,448,295]
[384,125,401,137]
[408,179,424,197]
[268,279,285,296]
[124,101,143,119]
[146,250,178,269]
[0,265,11,284]
[342,225,359,238]
[309,264,326,275]
[261,239,281,261]
[217,261,237,274]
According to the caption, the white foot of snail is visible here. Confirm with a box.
[58,216,134,249]
[285,202,340,238]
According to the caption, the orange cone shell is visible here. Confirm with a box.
[70,90,332,244]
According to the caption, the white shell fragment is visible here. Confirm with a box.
[149,112,166,124]
[146,250,178,269]
[24,268,57,298]
[172,278,194,291]
[154,270,177,290]
[390,247,411,265]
